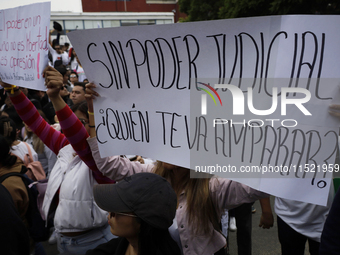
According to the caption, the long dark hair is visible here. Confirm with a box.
[0,116,17,145]
[153,161,215,235]
[138,220,181,255]
[0,135,17,168]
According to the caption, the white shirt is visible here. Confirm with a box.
[43,144,108,232]
[11,141,38,162]
[275,184,334,242]
[75,64,87,82]
[48,44,69,66]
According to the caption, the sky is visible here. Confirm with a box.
[1,0,82,12]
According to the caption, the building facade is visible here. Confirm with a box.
[50,0,185,44]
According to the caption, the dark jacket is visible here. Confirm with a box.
[0,183,30,255]
[43,96,73,124]
[320,188,340,254]
[86,237,128,255]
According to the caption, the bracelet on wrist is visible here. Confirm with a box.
[4,85,19,94]
[89,125,95,128]
[88,111,94,116]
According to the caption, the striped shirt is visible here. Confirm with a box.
[11,92,113,184]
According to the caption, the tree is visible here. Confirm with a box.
[218,0,272,19]
[179,0,340,21]
[178,0,224,21]
[268,0,340,15]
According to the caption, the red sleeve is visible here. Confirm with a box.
[10,92,69,155]
[56,105,114,184]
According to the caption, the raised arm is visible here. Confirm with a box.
[87,136,153,181]
[43,66,114,184]
[85,83,97,139]
[1,83,68,156]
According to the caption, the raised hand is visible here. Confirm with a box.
[85,82,100,114]
[43,66,63,100]
[0,80,14,89]
[329,104,340,119]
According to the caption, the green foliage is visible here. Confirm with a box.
[179,0,340,21]
[269,0,340,15]
[179,0,224,21]
[218,0,271,19]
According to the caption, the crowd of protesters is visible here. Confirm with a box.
[0,25,339,255]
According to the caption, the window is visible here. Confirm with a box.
[156,19,173,24]
[139,20,156,25]
[121,20,138,26]
[84,20,103,29]
[64,20,84,31]
[103,20,121,28]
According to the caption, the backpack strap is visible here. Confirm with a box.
[0,172,25,184]
[22,142,34,164]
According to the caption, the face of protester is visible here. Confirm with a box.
[71,86,86,105]
[108,212,140,239]
[54,45,64,55]
[69,73,78,84]
[59,85,69,97]
[62,73,69,85]
[74,110,90,134]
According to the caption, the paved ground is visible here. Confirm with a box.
[42,197,307,255]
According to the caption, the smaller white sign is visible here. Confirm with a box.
[0,2,50,90]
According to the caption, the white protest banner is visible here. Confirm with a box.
[68,15,340,205]
[0,2,50,90]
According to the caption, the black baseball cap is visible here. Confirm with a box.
[53,21,62,32]
[93,172,177,229]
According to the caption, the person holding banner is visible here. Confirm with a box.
[320,188,340,254]
[84,83,271,255]
[320,105,340,253]
[273,104,340,255]
[275,196,332,255]
[0,67,116,255]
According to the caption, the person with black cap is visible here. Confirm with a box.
[86,172,182,255]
